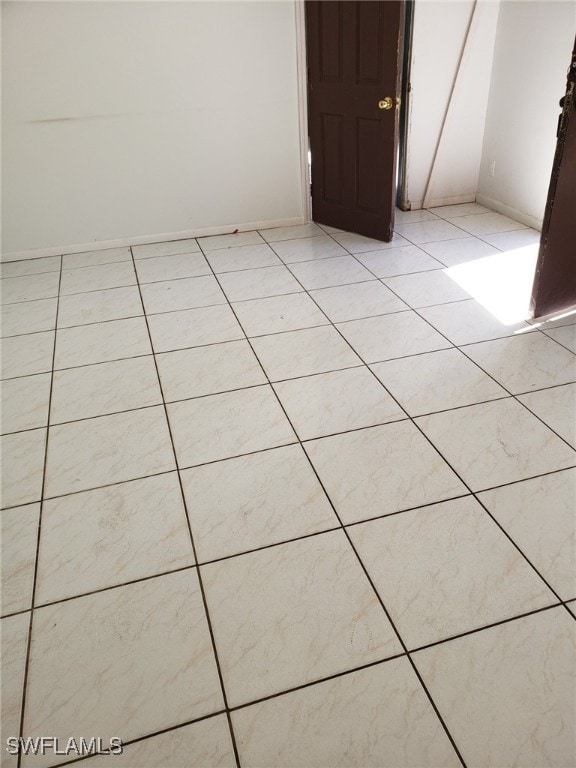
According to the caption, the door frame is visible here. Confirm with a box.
[295,1,311,222]
[397,0,415,210]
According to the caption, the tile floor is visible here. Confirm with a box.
[1,203,575,768]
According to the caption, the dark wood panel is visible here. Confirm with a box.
[321,113,344,205]
[318,2,343,83]
[356,118,381,212]
[355,3,384,85]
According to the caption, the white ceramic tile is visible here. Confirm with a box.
[1,298,57,337]
[148,305,243,353]
[62,246,131,269]
[274,367,405,440]
[198,231,264,251]
[218,265,301,302]
[480,228,541,250]
[1,256,60,278]
[233,657,459,768]
[1,613,30,768]
[349,496,555,649]
[132,238,200,259]
[544,324,576,353]
[395,208,441,223]
[567,602,576,618]
[418,237,499,267]
[251,325,361,381]
[336,311,451,363]
[0,429,46,508]
[202,530,402,706]
[332,231,411,253]
[23,571,223,768]
[45,406,175,498]
[429,202,490,218]
[420,299,531,345]
[87,717,236,768]
[413,608,575,768]
[135,252,211,283]
[371,348,506,416]
[416,398,576,491]
[270,235,348,264]
[1,332,54,380]
[205,243,282,273]
[1,272,60,304]
[181,444,337,562]
[60,261,136,295]
[395,220,467,244]
[36,474,194,604]
[355,244,444,277]
[309,280,407,322]
[445,211,526,236]
[157,340,266,402]
[1,504,39,616]
[140,275,226,314]
[518,383,576,449]
[260,223,325,242]
[306,421,466,524]
[168,385,295,468]
[288,255,374,290]
[383,269,471,308]
[58,286,143,328]
[462,333,576,394]
[479,468,576,600]
[232,292,328,337]
[54,317,151,370]
[51,356,162,423]
[1,373,51,434]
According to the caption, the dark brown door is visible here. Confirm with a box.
[305,1,404,242]
[530,37,576,318]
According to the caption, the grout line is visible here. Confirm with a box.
[31,564,198,611]
[226,652,408,713]
[409,602,564,654]
[16,254,63,768]
[48,710,229,767]
[128,246,242,768]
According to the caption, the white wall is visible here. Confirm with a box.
[403,0,499,210]
[477,0,575,229]
[1,1,306,257]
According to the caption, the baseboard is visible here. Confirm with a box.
[1,216,309,263]
[475,194,542,231]
[409,194,476,211]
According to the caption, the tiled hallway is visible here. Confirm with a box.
[1,203,575,767]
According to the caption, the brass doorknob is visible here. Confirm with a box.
[378,97,401,110]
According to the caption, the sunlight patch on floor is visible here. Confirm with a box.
[445,244,538,325]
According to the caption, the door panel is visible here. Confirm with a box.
[530,37,576,318]
[306,1,403,241]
